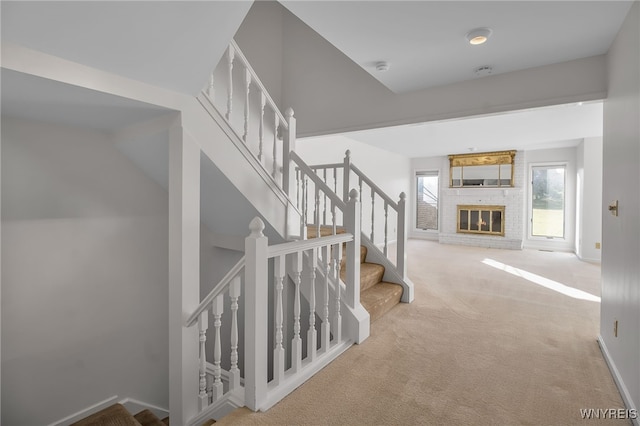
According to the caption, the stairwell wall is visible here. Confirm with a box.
[1,117,169,426]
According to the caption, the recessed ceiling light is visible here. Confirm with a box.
[466,28,492,45]
[375,61,390,72]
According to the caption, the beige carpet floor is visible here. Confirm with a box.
[218,240,628,425]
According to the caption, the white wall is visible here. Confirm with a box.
[576,137,603,262]
[524,146,578,252]
[234,1,285,110]
[600,1,640,418]
[1,117,169,425]
[296,134,411,247]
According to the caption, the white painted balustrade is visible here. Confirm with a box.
[186,204,366,423]
[299,150,408,280]
[201,40,295,195]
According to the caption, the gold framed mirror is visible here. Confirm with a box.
[449,150,516,187]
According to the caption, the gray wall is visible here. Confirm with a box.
[1,117,169,425]
[601,1,640,416]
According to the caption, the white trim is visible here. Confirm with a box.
[412,168,440,234]
[261,340,353,411]
[119,398,169,421]
[527,162,569,241]
[48,395,119,426]
[597,336,639,426]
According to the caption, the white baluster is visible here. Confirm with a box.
[226,45,234,121]
[384,201,389,256]
[207,72,215,100]
[307,248,318,361]
[321,245,331,351]
[243,68,251,144]
[331,202,337,235]
[273,114,279,179]
[397,192,408,281]
[229,276,241,391]
[370,188,375,242]
[258,92,265,162]
[304,176,309,227]
[359,177,364,227]
[296,169,301,210]
[291,252,303,373]
[299,172,306,238]
[323,169,328,225]
[333,168,338,196]
[273,255,286,385]
[198,310,209,410]
[333,242,342,343]
[211,295,224,401]
[343,150,351,202]
[315,186,320,238]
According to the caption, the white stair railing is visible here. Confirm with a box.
[185,207,366,423]
[201,40,295,197]
[301,150,408,280]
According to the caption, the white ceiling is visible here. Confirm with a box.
[281,1,633,94]
[1,1,627,157]
[1,1,251,95]
[341,101,603,158]
[1,69,173,133]
[279,1,628,157]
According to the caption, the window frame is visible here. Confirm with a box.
[414,169,440,233]
[528,163,567,240]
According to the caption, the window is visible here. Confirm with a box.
[531,165,566,238]
[416,171,439,230]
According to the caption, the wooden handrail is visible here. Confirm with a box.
[185,255,245,327]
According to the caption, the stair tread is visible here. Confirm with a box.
[361,282,404,323]
[71,404,142,426]
[134,409,165,426]
[306,225,347,239]
[340,261,385,292]
[161,417,170,426]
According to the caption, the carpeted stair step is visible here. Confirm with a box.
[341,262,384,292]
[134,409,165,426]
[161,417,170,426]
[361,282,404,322]
[306,225,347,239]
[71,403,141,426]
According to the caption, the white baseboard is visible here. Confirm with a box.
[597,336,639,426]
[48,395,119,426]
[119,397,169,420]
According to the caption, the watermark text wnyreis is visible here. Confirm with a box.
[580,408,638,420]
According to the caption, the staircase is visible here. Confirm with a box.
[175,38,415,425]
[71,404,177,426]
[308,226,403,322]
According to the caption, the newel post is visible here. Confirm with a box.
[397,192,407,279]
[342,150,351,202]
[244,217,269,411]
[282,108,296,198]
[344,189,361,308]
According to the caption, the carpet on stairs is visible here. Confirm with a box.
[70,403,206,426]
[307,225,403,322]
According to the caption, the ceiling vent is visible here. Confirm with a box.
[474,65,493,77]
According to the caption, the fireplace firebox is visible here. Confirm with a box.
[457,205,505,236]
